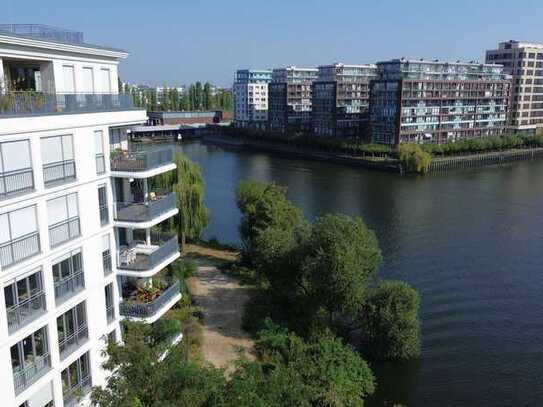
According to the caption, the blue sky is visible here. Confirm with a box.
[3,0,542,86]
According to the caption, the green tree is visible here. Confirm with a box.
[203,82,212,110]
[398,144,432,174]
[359,281,421,360]
[195,81,203,110]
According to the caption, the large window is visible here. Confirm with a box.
[105,283,115,324]
[102,234,112,276]
[41,135,76,186]
[52,249,85,303]
[62,352,91,406]
[0,140,34,199]
[0,205,40,268]
[11,326,50,394]
[98,185,109,226]
[94,131,105,174]
[57,302,88,359]
[47,193,80,247]
[4,270,46,332]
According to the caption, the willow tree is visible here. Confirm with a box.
[152,154,209,249]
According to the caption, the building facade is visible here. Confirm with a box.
[0,25,181,407]
[312,63,377,137]
[268,66,318,134]
[233,69,272,129]
[486,41,543,134]
[370,58,511,144]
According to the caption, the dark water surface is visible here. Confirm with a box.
[167,141,543,406]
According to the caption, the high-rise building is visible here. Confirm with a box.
[370,58,511,144]
[233,69,272,129]
[486,41,543,134]
[268,66,318,134]
[0,24,181,407]
[312,63,377,137]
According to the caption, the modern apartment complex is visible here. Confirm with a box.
[233,69,272,129]
[370,59,511,144]
[312,63,377,137]
[268,66,318,133]
[0,24,181,407]
[486,40,543,134]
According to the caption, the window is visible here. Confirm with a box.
[41,135,76,187]
[0,140,34,199]
[62,65,76,93]
[105,283,115,323]
[102,234,112,276]
[57,302,88,359]
[82,67,94,93]
[11,326,50,394]
[107,329,117,345]
[94,130,105,174]
[100,68,112,93]
[47,193,80,247]
[98,185,109,226]
[0,205,40,268]
[4,270,46,332]
[62,352,92,405]
[52,249,85,303]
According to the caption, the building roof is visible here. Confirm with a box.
[377,58,503,68]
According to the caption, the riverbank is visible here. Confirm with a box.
[202,134,543,174]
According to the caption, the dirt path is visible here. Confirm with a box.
[187,266,254,369]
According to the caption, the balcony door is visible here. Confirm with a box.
[100,69,111,93]
[62,65,76,93]
[82,67,95,94]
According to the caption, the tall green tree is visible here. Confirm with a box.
[203,82,212,110]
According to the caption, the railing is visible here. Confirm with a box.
[0,167,34,199]
[54,271,85,303]
[120,280,181,319]
[6,291,46,333]
[49,217,80,248]
[43,159,76,186]
[59,324,88,359]
[118,233,179,271]
[0,231,40,268]
[106,305,115,324]
[63,375,92,407]
[99,204,109,226]
[95,154,106,174]
[110,149,173,172]
[115,192,176,222]
[0,92,137,117]
[103,252,112,276]
[12,353,51,395]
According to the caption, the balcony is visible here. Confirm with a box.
[0,92,138,118]
[49,217,81,248]
[0,231,40,268]
[115,192,177,224]
[117,233,179,274]
[0,167,34,199]
[43,159,76,187]
[110,149,174,174]
[63,375,91,407]
[120,280,181,321]
[6,291,46,333]
[54,271,85,304]
[59,324,88,360]
[13,353,51,395]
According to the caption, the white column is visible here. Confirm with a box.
[145,228,151,246]
[143,178,148,201]
[0,58,5,93]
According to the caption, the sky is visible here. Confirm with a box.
[3,0,543,87]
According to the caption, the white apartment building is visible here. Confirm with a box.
[233,69,272,129]
[0,25,181,407]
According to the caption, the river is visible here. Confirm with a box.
[162,140,543,406]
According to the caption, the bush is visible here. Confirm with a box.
[398,144,432,174]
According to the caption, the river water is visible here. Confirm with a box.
[164,140,543,406]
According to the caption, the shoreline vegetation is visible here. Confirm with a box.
[203,127,543,174]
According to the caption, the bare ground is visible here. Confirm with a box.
[187,266,254,369]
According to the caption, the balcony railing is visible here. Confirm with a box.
[59,324,88,360]
[110,149,173,172]
[115,192,176,223]
[13,353,51,395]
[49,217,80,248]
[43,160,76,187]
[54,271,85,303]
[96,154,106,174]
[0,231,40,268]
[63,375,92,407]
[6,291,46,333]
[120,280,181,319]
[99,204,109,226]
[0,92,137,117]
[0,167,34,199]
[118,233,179,272]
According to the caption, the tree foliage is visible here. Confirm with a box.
[359,281,421,361]
[398,144,432,174]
